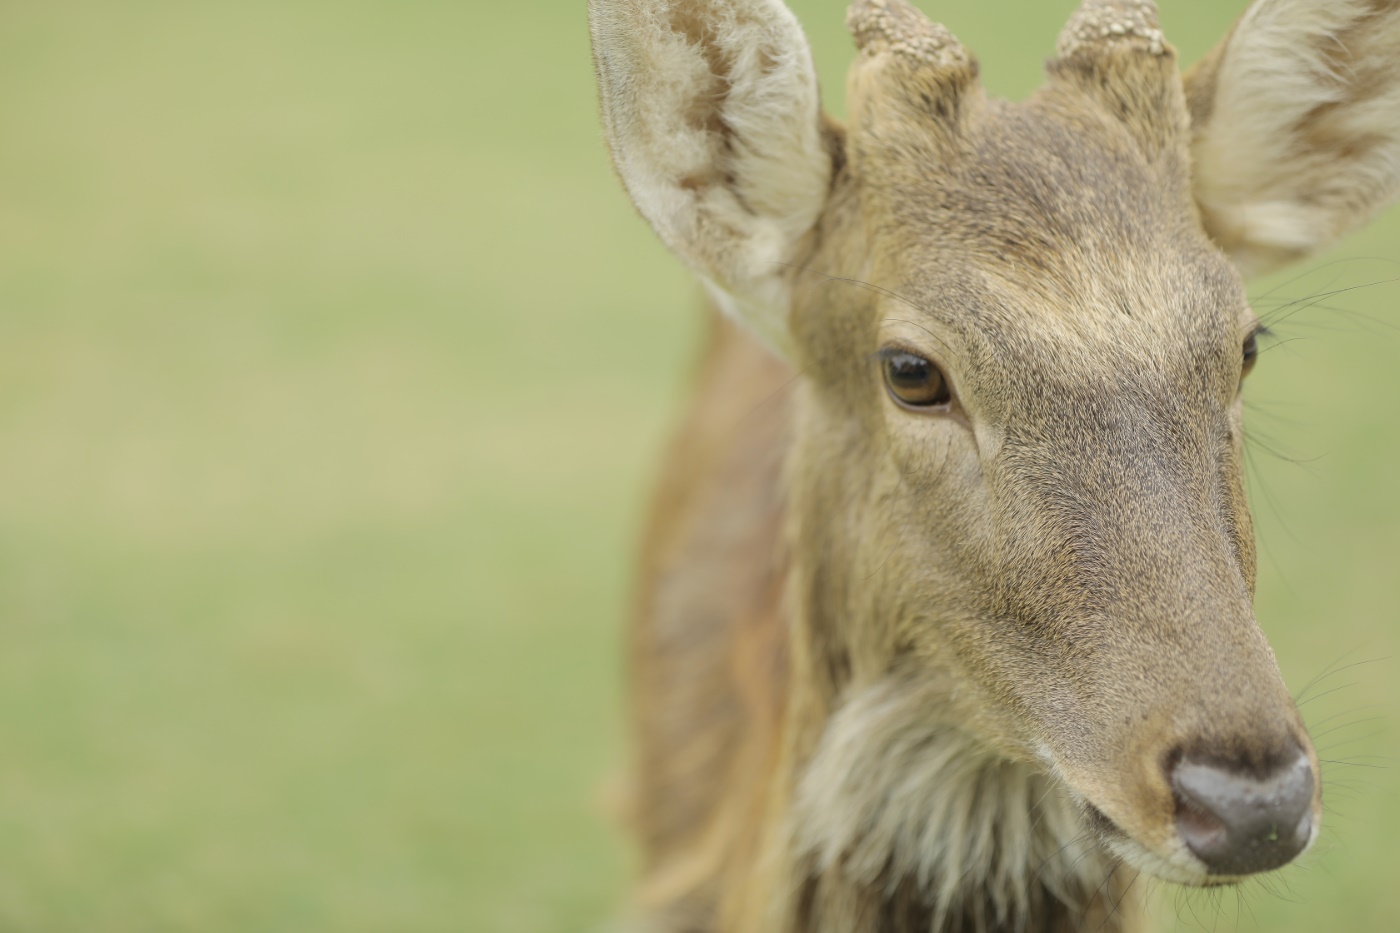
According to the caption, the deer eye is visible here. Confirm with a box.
[882,350,952,409]
[1241,331,1259,380]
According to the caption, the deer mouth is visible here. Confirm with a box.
[1078,782,1319,888]
[1080,801,1218,886]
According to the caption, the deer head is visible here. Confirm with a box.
[589,0,1400,911]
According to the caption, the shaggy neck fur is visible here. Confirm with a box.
[789,675,1134,933]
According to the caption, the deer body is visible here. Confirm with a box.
[590,2,1400,930]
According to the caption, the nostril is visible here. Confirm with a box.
[1170,751,1315,876]
[1175,794,1228,859]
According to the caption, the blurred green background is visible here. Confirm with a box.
[0,1,1395,930]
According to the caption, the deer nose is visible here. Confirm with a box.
[1170,752,1315,876]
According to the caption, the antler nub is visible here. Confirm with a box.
[1057,0,1166,59]
[847,0,970,69]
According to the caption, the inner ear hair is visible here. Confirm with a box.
[588,0,836,357]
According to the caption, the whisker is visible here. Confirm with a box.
[1295,681,1360,709]
[1293,650,1382,705]
[1094,866,1138,933]
[1306,703,1386,730]
[1318,757,1387,770]
[1259,276,1400,330]
[1309,713,1386,740]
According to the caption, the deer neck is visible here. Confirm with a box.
[770,539,1137,933]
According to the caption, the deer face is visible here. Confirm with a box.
[791,38,1311,882]
[590,0,1400,886]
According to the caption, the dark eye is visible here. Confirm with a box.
[882,350,952,409]
[1241,331,1259,380]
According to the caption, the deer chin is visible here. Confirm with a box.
[1033,747,1219,887]
[1080,802,1213,886]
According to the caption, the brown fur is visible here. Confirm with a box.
[589,1,1400,930]
[628,315,793,931]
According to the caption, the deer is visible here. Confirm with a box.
[586,0,1400,930]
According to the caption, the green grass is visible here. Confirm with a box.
[0,1,1396,930]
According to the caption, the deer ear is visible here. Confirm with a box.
[1185,0,1400,278]
[588,0,836,357]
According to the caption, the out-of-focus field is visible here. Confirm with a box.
[0,1,1395,930]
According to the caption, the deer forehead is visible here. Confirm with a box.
[838,94,1249,374]
[837,1,1236,353]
